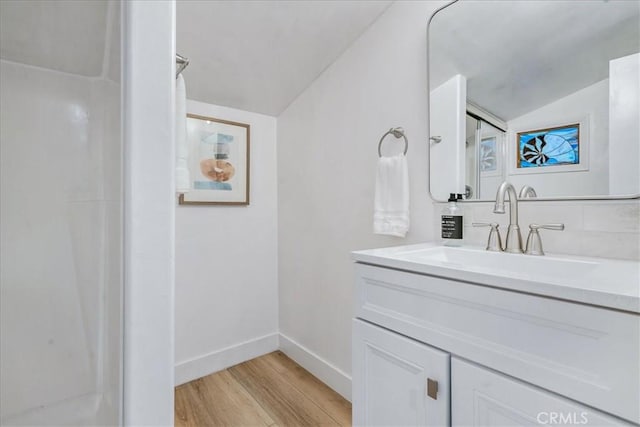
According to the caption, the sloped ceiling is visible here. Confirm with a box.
[1,0,391,114]
[0,0,110,77]
[429,0,640,121]
[177,0,392,116]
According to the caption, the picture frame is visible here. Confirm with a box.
[179,114,250,205]
[508,116,589,176]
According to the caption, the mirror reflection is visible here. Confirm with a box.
[429,0,640,201]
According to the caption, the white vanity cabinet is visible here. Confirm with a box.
[352,259,640,426]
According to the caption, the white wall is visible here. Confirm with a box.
[174,100,279,385]
[609,52,640,195]
[0,60,121,424]
[505,79,609,198]
[277,1,447,399]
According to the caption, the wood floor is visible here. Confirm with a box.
[175,351,352,427]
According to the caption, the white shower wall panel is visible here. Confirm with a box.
[95,78,122,426]
[0,60,119,422]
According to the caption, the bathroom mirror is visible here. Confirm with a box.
[428,0,640,201]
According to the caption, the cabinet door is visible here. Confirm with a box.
[452,358,633,426]
[353,319,450,427]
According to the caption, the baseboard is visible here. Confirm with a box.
[278,333,352,402]
[174,333,279,386]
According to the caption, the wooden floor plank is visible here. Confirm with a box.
[261,351,352,426]
[175,371,276,427]
[174,383,197,427]
[228,356,341,426]
[175,351,352,427]
[175,379,218,427]
[203,370,277,426]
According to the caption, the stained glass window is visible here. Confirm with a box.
[480,137,497,172]
[517,124,579,168]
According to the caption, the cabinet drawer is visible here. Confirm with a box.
[452,358,633,426]
[354,263,640,424]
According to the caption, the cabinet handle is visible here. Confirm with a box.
[427,378,438,400]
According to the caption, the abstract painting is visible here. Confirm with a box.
[179,114,250,205]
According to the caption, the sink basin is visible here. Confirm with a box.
[352,243,640,313]
[397,246,599,280]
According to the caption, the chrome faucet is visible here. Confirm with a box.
[518,185,537,199]
[494,181,523,253]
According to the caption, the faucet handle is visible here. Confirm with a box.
[473,222,503,252]
[530,223,565,231]
[525,223,565,256]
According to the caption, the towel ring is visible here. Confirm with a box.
[378,127,408,157]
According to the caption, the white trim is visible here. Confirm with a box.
[278,333,352,402]
[123,1,175,424]
[174,333,279,386]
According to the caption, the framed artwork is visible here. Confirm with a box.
[509,118,589,176]
[179,114,250,205]
[517,123,579,168]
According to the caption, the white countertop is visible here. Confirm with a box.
[352,243,640,314]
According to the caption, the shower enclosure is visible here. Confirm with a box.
[0,1,122,424]
[464,113,506,200]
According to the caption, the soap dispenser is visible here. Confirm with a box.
[441,193,464,246]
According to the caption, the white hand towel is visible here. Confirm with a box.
[374,154,410,237]
[176,74,191,193]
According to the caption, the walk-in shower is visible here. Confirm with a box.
[0,1,123,425]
